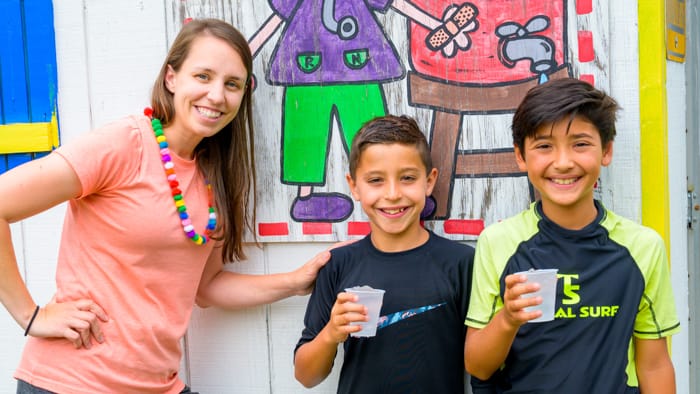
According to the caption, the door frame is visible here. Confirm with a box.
[685,1,699,391]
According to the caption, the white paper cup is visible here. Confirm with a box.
[516,269,558,323]
[344,286,385,337]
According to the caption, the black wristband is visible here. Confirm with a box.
[24,305,40,336]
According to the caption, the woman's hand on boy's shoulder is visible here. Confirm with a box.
[292,240,357,296]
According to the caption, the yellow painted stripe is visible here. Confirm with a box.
[638,2,673,357]
[638,1,670,249]
[0,114,59,154]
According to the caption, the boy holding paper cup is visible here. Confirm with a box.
[294,115,474,393]
[464,78,680,393]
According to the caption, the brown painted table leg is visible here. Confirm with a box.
[430,111,462,219]
[408,67,570,219]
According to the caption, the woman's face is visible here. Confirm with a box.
[165,34,247,146]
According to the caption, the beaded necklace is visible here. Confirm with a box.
[144,107,216,245]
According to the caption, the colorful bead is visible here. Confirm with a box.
[146,107,216,245]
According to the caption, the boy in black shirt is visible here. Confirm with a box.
[295,115,474,393]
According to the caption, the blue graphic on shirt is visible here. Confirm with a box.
[377,302,446,330]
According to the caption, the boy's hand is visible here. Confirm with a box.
[324,292,368,343]
[502,273,543,328]
[295,288,365,388]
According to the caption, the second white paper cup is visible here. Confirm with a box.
[345,286,385,337]
[517,269,559,323]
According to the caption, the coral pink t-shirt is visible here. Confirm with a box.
[15,115,215,393]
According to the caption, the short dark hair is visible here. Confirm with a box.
[348,115,432,179]
[512,78,619,152]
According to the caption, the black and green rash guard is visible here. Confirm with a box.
[466,200,680,393]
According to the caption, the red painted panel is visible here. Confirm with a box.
[302,222,332,235]
[258,222,289,236]
[443,219,484,235]
[347,221,371,236]
[577,31,595,62]
[576,0,593,15]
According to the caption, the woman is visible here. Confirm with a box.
[0,19,333,393]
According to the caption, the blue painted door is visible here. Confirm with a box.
[0,0,58,173]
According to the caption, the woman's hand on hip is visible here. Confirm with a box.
[28,299,109,349]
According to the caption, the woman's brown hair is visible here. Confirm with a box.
[151,18,256,262]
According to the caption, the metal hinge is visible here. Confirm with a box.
[689,186,698,229]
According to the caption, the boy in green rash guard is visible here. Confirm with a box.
[464,78,680,394]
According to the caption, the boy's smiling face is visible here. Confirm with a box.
[347,143,437,252]
[515,115,613,229]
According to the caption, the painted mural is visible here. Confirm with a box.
[2,0,601,242]
[247,1,570,224]
[0,0,59,173]
[164,0,603,242]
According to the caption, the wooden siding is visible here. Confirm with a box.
[0,1,691,394]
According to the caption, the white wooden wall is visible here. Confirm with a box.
[0,1,691,393]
